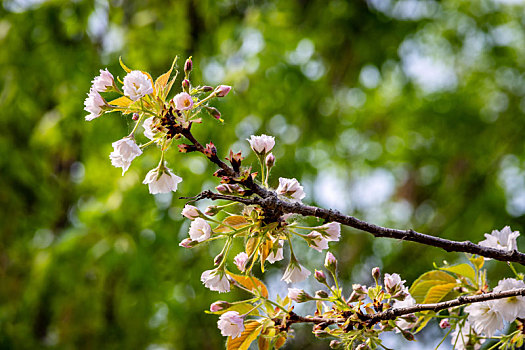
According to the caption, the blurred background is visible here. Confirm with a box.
[1,0,525,349]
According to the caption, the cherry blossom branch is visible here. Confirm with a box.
[178,126,525,265]
[277,288,525,329]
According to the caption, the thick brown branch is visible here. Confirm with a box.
[179,127,525,265]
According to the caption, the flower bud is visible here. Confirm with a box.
[205,205,220,216]
[214,253,224,266]
[439,319,450,329]
[329,340,341,348]
[314,269,327,283]
[210,300,230,312]
[182,204,200,220]
[315,290,329,298]
[355,344,367,350]
[352,284,368,295]
[184,57,193,75]
[372,267,381,282]
[324,252,337,272]
[132,112,139,121]
[287,288,312,303]
[201,85,214,92]
[206,106,222,120]
[215,85,231,97]
[178,238,195,248]
[182,79,190,92]
[265,153,275,168]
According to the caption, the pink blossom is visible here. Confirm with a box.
[318,222,341,241]
[247,134,275,154]
[189,218,212,242]
[201,269,230,293]
[91,68,114,92]
[281,262,311,284]
[307,231,329,252]
[84,88,106,121]
[217,311,244,338]
[123,70,153,101]
[276,177,305,203]
[233,252,249,272]
[173,92,194,111]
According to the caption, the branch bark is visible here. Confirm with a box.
[179,126,525,266]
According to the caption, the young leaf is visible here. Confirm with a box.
[226,320,263,350]
[108,96,133,108]
[119,56,132,73]
[155,56,178,98]
[423,282,458,304]
[227,272,269,298]
[439,263,476,282]
[409,270,457,304]
[215,216,250,233]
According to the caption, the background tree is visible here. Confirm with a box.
[1,0,524,349]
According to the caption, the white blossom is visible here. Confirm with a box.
[233,252,249,272]
[248,134,275,154]
[393,296,416,331]
[307,231,329,252]
[281,262,311,284]
[267,239,284,264]
[84,88,106,121]
[464,301,504,337]
[189,218,211,242]
[143,167,182,194]
[384,273,406,294]
[182,204,200,220]
[123,70,153,101]
[201,269,230,293]
[478,226,520,254]
[276,177,305,203]
[318,222,341,241]
[143,117,158,140]
[109,138,142,175]
[91,68,114,92]
[492,278,525,322]
[173,92,194,111]
[217,311,244,338]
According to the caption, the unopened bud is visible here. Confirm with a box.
[215,85,231,97]
[355,344,367,350]
[401,330,415,341]
[205,205,220,216]
[184,57,193,75]
[182,204,200,220]
[372,267,381,282]
[178,238,194,248]
[182,79,190,91]
[329,340,341,348]
[287,288,312,303]
[265,153,275,168]
[315,290,329,298]
[314,269,326,283]
[439,319,450,329]
[214,253,224,266]
[324,252,337,272]
[201,85,214,92]
[210,300,230,312]
[352,284,367,295]
[206,106,222,120]
[132,112,139,121]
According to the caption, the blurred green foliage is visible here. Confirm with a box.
[1,0,525,349]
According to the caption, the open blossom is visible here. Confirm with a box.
[143,167,182,194]
[91,68,114,92]
[479,226,520,254]
[464,300,504,337]
[233,252,249,272]
[189,218,212,242]
[281,262,311,284]
[217,311,244,338]
[492,278,525,322]
[384,273,406,294]
[276,177,305,203]
[393,296,417,331]
[307,231,329,252]
[173,92,194,111]
[182,204,200,220]
[215,85,231,97]
[267,239,284,264]
[201,269,230,293]
[248,134,275,154]
[143,117,158,140]
[318,222,340,241]
[109,138,142,175]
[451,321,483,350]
[123,70,153,101]
[84,88,106,121]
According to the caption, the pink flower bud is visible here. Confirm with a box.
[215,85,231,97]
[287,288,311,302]
[372,267,381,281]
[233,252,249,272]
[182,204,200,220]
[204,205,220,216]
[184,57,193,74]
[439,319,450,329]
[210,300,230,312]
[315,290,329,298]
[314,269,326,283]
[324,252,337,271]
[330,340,341,349]
[179,238,194,248]
[182,79,190,91]
[265,153,275,168]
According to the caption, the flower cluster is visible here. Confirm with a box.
[84,57,231,194]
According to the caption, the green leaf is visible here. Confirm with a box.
[423,282,458,304]
[227,272,269,298]
[227,320,263,350]
[469,255,485,271]
[439,263,476,282]
[155,56,178,98]
[409,270,457,304]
